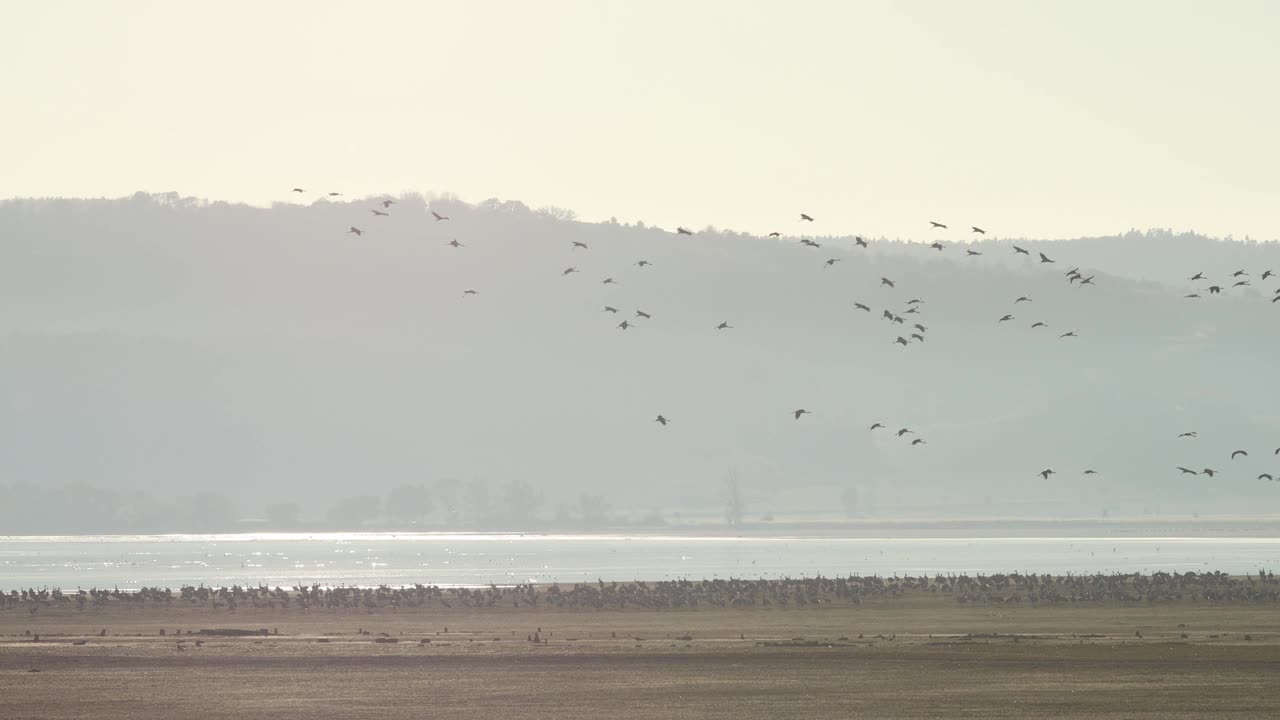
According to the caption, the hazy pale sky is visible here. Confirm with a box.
[4,0,1278,240]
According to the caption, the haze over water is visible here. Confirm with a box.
[3,533,1277,590]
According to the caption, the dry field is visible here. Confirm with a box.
[3,594,1279,719]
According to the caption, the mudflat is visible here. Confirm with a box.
[3,588,1279,719]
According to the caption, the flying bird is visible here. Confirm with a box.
[1185,294,1200,299]
[603,306,618,313]
[677,227,693,235]
[381,199,396,208]
[1208,285,1222,294]
[431,210,450,221]
[1015,296,1032,303]
[371,209,389,216]
[880,277,896,288]
[971,226,985,234]
[929,242,944,251]
[1039,469,1056,480]
[998,314,1014,323]
[1031,322,1047,328]
[291,187,304,193]
[617,321,631,330]
[1231,450,1249,459]
[907,299,924,305]
[1259,474,1275,481]
[327,192,341,196]
[1262,270,1274,280]
[602,278,616,285]
[855,237,868,248]
[715,322,733,330]
[347,227,363,236]
[635,260,651,268]
[572,241,589,250]
[768,232,781,237]
[869,423,885,431]
[904,307,920,315]
[911,333,925,342]
[1079,275,1095,286]
[655,415,669,426]
[1013,246,1030,256]
[1201,468,1218,477]
[793,409,812,419]
[1232,270,1248,278]
[824,258,841,268]
[1059,331,1077,339]
[1039,252,1055,264]
[930,221,947,229]
[911,438,927,446]
[1083,470,1098,475]
[562,267,578,276]
[800,239,822,248]
[882,310,894,321]
[1177,467,1198,475]
[447,239,463,248]
[1190,272,1206,281]
[913,323,927,332]
[462,290,478,296]
[966,250,982,256]
[854,303,872,312]
[895,336,910,346]
[800,214,815,222]
[635,310,651,319]
[897,428,913,437]
[1178,432,1198,438]
[1232,280,1250,288]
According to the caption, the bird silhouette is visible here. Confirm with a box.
[602,278,616,285]
[655,415,669,426]
[911,333,925,342]
[793,409,812,419]
[881,277,896,288]
[1177,467,1198,475]
[855,237,868,248]
[998,314,1014,323]
[677,227,693,235]
[1059,331,1077,339]
[1039,252,1055,264]
[1262,270,1274,280]
[1259,473,1275,481]
[1015,296,1032,303]
[1275,448,1280,455]
[800,214,815,222]
[854,303,871,312]
[1202,468,1218,477]
[1031,322,1047,328]
[635,260,651,268]
[1232,280,1250,288]
[1190,272,1205,281]
[603,306,618,313]
[869,423,885,431]
[291,187,304,193]
[1079,275,1095,286]
[371,209,389,216]
[971,226,985,234]
[431,210,450,221]
[913,323,927,332]
[911,438,927,446]
[904,307,920,315]
[1272,295,1280,303]
[1039,469,1055,480]
[930,221,947,229]
[462,290,478,296]
[347,227,363,236]
[800,239,821,248]
[906,298,924,305]
[1083,470,1098,475]
[768,232,781,237]
[1013,246,1030,255]
[1178,432,1198,438]
[1208,285,1222,294]
[930,242,944,251]
[824,258,841,268]
[572,241,589,250]
[897,428,913,437]
[895,336,910,346]
[327,192,342,197]
[635,310,651,319]
[562,267,578,276]
[447,239,463,248]
[617,321,631,330]
[882,310,894,321]
[381,199,396,208]
[715,322,733,330]
[966,249,982,256]
[1231,450,1248,459]
[1185,294,1200,299]
[1232,270,1248,277]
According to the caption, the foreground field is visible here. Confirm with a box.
[3,588,1279,719]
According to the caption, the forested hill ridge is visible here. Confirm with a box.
[0,192,1277,533]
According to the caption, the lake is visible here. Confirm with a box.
[2,532,1278,590]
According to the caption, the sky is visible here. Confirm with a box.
[4,0,1279,240]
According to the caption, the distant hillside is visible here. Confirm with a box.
[1,192,1277,532]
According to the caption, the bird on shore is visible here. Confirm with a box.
[432,210,450,221]
[930,221,947,229]
[881,277,896,288]
[800,214,814,222]
[655,415,669,426]
[1231,450,1249,459]
[677,227,693,235]
[793,409,812,419]
[715,322,733,330]
[971,226,986,234]
[347,227,363,236]
[1039,469,1056,480]
[1039,252,1055,264]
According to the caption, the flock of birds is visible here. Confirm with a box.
[290,189,1278,488]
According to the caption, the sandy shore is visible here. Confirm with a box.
[4,589,1280,719]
